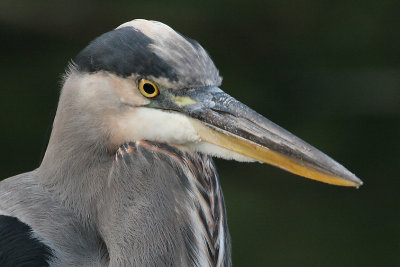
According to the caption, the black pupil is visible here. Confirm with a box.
[143,83,156,95]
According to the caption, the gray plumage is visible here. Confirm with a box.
[0,18,362,267]
[0,19,230,266]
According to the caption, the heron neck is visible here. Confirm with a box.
[94,141,231,266]
[37,84,231,265]
[38,87,113,227]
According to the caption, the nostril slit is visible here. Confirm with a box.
[210,108,234,116]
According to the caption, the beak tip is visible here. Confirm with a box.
[353,176,363,188]
[345,172,363,188]
[325,159,363,187]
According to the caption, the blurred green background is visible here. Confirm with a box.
[0,0,399,266]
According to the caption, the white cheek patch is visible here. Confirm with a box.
[111,108,201,146]
[110,107,257,162]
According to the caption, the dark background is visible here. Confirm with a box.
[0,0,399,266]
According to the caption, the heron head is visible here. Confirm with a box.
[63,19,362,187]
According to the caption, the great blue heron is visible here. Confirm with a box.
[0,19,362,266]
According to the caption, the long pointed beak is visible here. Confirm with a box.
[153,86,363,187]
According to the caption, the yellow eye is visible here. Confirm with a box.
[138,79,159,98]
